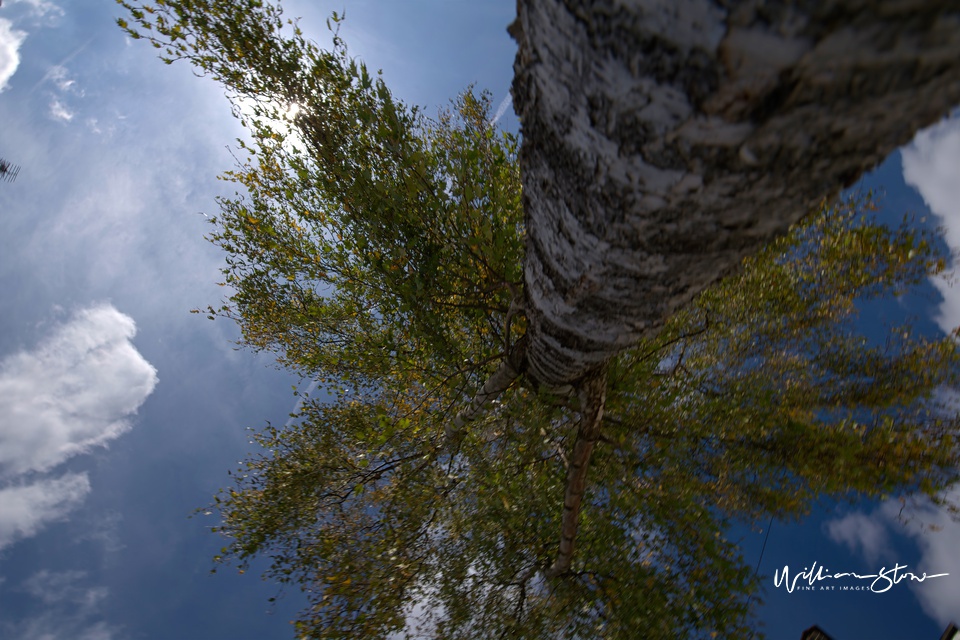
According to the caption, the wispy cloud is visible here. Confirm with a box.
[4,570,120,640]
[491,93,512,125]
[49,97,74,121]
[902,114,960,333]
[39,65,82,121]
[0,305,157,549]
[0,18,28,92]
[8,0,64,21]
[22,569,107,607]
[0,472,90,550]
[46,64,80,94]
[85,117,105,135]
[29,38,93,96]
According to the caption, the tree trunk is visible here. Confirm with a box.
[509,0,960,575]
[512,0,960,390]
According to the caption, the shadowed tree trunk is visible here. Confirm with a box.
[507,0,960,576]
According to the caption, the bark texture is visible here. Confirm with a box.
[511,0,960,389]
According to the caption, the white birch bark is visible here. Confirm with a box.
[512,0,960,389]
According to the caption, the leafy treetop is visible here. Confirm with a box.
[119,2,960,638]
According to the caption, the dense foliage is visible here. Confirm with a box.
[120,1,960,638]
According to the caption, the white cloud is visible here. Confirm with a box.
[0,472,90,550]
[0,306,156,550]
[878,489,960,628]
[0,18,28,92]
[825,490,960,628]
[46,64,80,94]
[49,97,74,121]
[0,305,158,477]
[895,113,960,626]
[85,117,104,135]
[901,115,960,334]
[824,511,893,564]
[44,66,82,122]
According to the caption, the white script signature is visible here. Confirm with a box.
[774,561,948,594]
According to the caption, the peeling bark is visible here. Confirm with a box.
[509,0,960,576]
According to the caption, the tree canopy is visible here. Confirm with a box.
[118,1,960,638]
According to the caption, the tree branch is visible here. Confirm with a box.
[545,370,607,578]
[444,335,528,448]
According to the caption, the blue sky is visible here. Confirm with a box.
[0,1,958,638]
